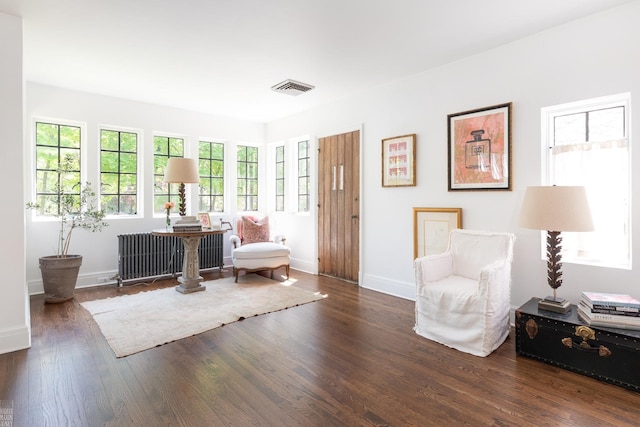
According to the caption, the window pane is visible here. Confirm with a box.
[119,195,137,214]
[120,174,136,193]
[120,132,137,152]
[154,137,168,155]
[212,159,224,177]
[247,163,258,179]
[199,143,211,159]
[213,196,224,212]
[60,171,79,193]
[554,113,586,145]
[237,162,246,178]
[60,149,80,170]
[237,196,246,212]
[212,177,223,195]
[101,130,119,151]
[101,152,119,173]
[36,146,58,170]
[237,146,246,161]
[589,107,624,142]
[120,153,137,173]
[101,195,118,214]
[298,177,309,194]
[298,195,308,212]
[36,170,58,193]
[248,179,258,195]
[199,196,211,212]
[36,123,59,146]
[101,173,118,194]
[169,138,183,156]
[298,158,307,176]
[199,158,211,176]
[59,126,81,148]
[247,147,258,162]
[212,143,224,159]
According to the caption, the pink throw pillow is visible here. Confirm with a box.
[242,216,270,244]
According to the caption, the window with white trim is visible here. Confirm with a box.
[100,129,138,215]
[275,145,285,212]
[237,145,258,211]
[543,93,631,269]
[199,140,225,212]
[297,140,310,212]
[33,121,82,216]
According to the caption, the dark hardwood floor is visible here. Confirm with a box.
[1,269,639,426]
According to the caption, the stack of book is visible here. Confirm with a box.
[577,291,640,330]
[172,216,203,232]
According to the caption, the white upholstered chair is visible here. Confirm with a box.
[414,229,515,357]
[230,216,290,282]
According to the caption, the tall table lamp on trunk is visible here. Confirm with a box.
[163,157,200,217]
[518,186,594,314]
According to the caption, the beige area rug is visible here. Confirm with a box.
[81,275,326,358]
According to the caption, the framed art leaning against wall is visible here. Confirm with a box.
[413,208,462,259]
[198,212,211,228]
[382,134,416,187]
[448,103,512,191]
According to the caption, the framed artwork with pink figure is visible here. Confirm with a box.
[198,212,211,228]
[447,103,512,191]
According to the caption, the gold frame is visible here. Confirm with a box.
[413,208,462,259]
[197,212,211,228]
[382,134,416,187]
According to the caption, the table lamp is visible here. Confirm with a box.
[163,158,200,216]
[518,186,594,314]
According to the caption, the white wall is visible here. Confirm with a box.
[0,12,30,354]
[25,84,265,293]
[267,1,640,306]
[18,1,640,312]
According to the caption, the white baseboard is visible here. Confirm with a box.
[0,324,31,354]
[361,273,415,300]
[290,257,317,275]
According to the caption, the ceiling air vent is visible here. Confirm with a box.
[271,79,315,96]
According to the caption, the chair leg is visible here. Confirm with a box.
[234,267,239,283]
[286,265,290,279]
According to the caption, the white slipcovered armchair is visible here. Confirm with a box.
[414,229,515,357]
[230,216,290,283]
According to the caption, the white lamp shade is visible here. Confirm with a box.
[519,186,594,232]
[163,158,200,183]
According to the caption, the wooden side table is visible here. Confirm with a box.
[152,229,227,294]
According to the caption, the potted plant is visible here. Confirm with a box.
[27,154,108,303]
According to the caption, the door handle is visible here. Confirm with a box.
[351,215,358,219]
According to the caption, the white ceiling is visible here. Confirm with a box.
[1,0,633,123]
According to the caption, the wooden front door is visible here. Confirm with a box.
[318,130,360,283]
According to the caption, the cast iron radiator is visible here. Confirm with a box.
[117,232,223,285]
